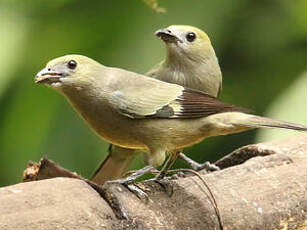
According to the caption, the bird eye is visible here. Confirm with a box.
[186,32,196,42]
[67,60,77,69]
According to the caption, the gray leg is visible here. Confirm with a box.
[107,165,156,184]
[179,153,220,172]
[106,165,157,201]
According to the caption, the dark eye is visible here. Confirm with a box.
[67,60,77,69]
[186,32,196,42]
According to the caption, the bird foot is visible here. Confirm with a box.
[105,165,156,202]
[192,161,220,172]
[105,179,149,203]
[179,153,220,172]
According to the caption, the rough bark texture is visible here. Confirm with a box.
[1,135,307,230]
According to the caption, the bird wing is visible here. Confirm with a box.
[109,80,249,119]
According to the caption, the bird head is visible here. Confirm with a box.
[35,54,103,90]
[155,25,214,62]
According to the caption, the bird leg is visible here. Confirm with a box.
[156,151,181,180]
[153,151,220,196]
[107,165,156,184]
[152,151,181,196]
[108,152,181,198]
[179,152,220,172]
[105,165,157,201]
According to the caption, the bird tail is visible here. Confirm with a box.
[91,145,135,185]
[236,114,307,131]
[205,112,307,137]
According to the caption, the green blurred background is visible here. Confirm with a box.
[1,0,307,186]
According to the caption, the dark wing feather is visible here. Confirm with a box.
[150,88,251,119]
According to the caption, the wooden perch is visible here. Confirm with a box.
[1,135,307,229]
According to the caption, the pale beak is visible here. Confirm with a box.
[155,29,182,43]
[35,67,64,84]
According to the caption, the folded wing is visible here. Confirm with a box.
[109,80,249,119]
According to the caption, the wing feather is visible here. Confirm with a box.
[109,81,249,119]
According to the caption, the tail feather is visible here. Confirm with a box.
[239,115,307,131]
[91,145,135,185]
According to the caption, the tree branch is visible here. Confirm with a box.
[2,135,307,229]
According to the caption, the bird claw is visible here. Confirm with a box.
[106,164,177,199]
[194,161,220,172]
[179,153,220,172]
[126,184,149,203]
[105,165,156,201]
[105,179,149,202]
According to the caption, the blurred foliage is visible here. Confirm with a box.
[0,0,307,186]
[143,0,166,13]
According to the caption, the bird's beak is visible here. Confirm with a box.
[35,67,64,84]
[155,29,182,43]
